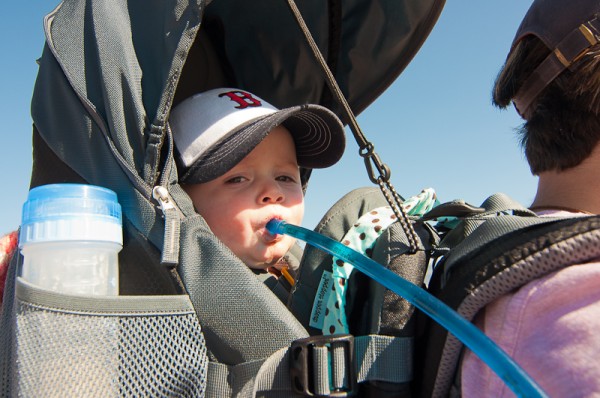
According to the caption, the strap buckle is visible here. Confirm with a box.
[290,334,357,397]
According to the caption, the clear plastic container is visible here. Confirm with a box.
[19,184,123,296]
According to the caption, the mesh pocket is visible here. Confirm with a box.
[9,279,207,397]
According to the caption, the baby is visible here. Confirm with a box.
[170,88,345,272]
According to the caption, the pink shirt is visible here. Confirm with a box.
[461,211,600,397]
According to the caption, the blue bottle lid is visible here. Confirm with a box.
[19,184,123,247]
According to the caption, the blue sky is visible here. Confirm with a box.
[0,1,535,235]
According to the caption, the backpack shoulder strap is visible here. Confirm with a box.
[418,214,600,397]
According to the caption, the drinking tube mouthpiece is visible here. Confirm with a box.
[266,219,547,398]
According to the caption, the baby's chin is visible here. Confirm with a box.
[244,246,291,270]
[239,235,296,270]
[245,254,284,270]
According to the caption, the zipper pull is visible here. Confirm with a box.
[152,186,180,266]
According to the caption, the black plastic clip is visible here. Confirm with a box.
[290,334,357,397]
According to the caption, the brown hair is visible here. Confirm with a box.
[493,36,600,174]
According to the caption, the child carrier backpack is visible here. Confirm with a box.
[0,0,443,396]
[2,0,598,397]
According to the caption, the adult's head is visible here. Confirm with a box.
[493,0,600,174]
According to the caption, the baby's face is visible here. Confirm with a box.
[184,126,304,269]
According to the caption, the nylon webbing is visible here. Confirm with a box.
[355,335,414,384]
[206,335,413,397]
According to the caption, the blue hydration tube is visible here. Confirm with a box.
[267,219,548,398]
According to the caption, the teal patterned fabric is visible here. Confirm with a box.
[322,188,439,335]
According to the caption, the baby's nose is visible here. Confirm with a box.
[260,183,284,204]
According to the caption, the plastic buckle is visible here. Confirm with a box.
[290,334,357,397]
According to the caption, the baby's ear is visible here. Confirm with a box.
[300,167,312,193]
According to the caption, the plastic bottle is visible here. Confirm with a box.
[19,184,123,296]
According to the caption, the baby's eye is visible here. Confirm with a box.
[276,175,297,183]
[225,176,247,184]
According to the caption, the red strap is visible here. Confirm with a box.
[0,231,18,308]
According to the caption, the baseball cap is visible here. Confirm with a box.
[170,88,346,184]
[510,0,600,118]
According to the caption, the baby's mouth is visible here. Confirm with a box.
[262,217,283,243]
[263,232,281,244]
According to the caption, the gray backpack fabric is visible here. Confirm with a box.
[284,189,600,397]
[0,0,446,397]
[288,186,438,397]
[415,195,600,398]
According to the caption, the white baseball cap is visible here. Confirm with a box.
[170,88,346,184]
